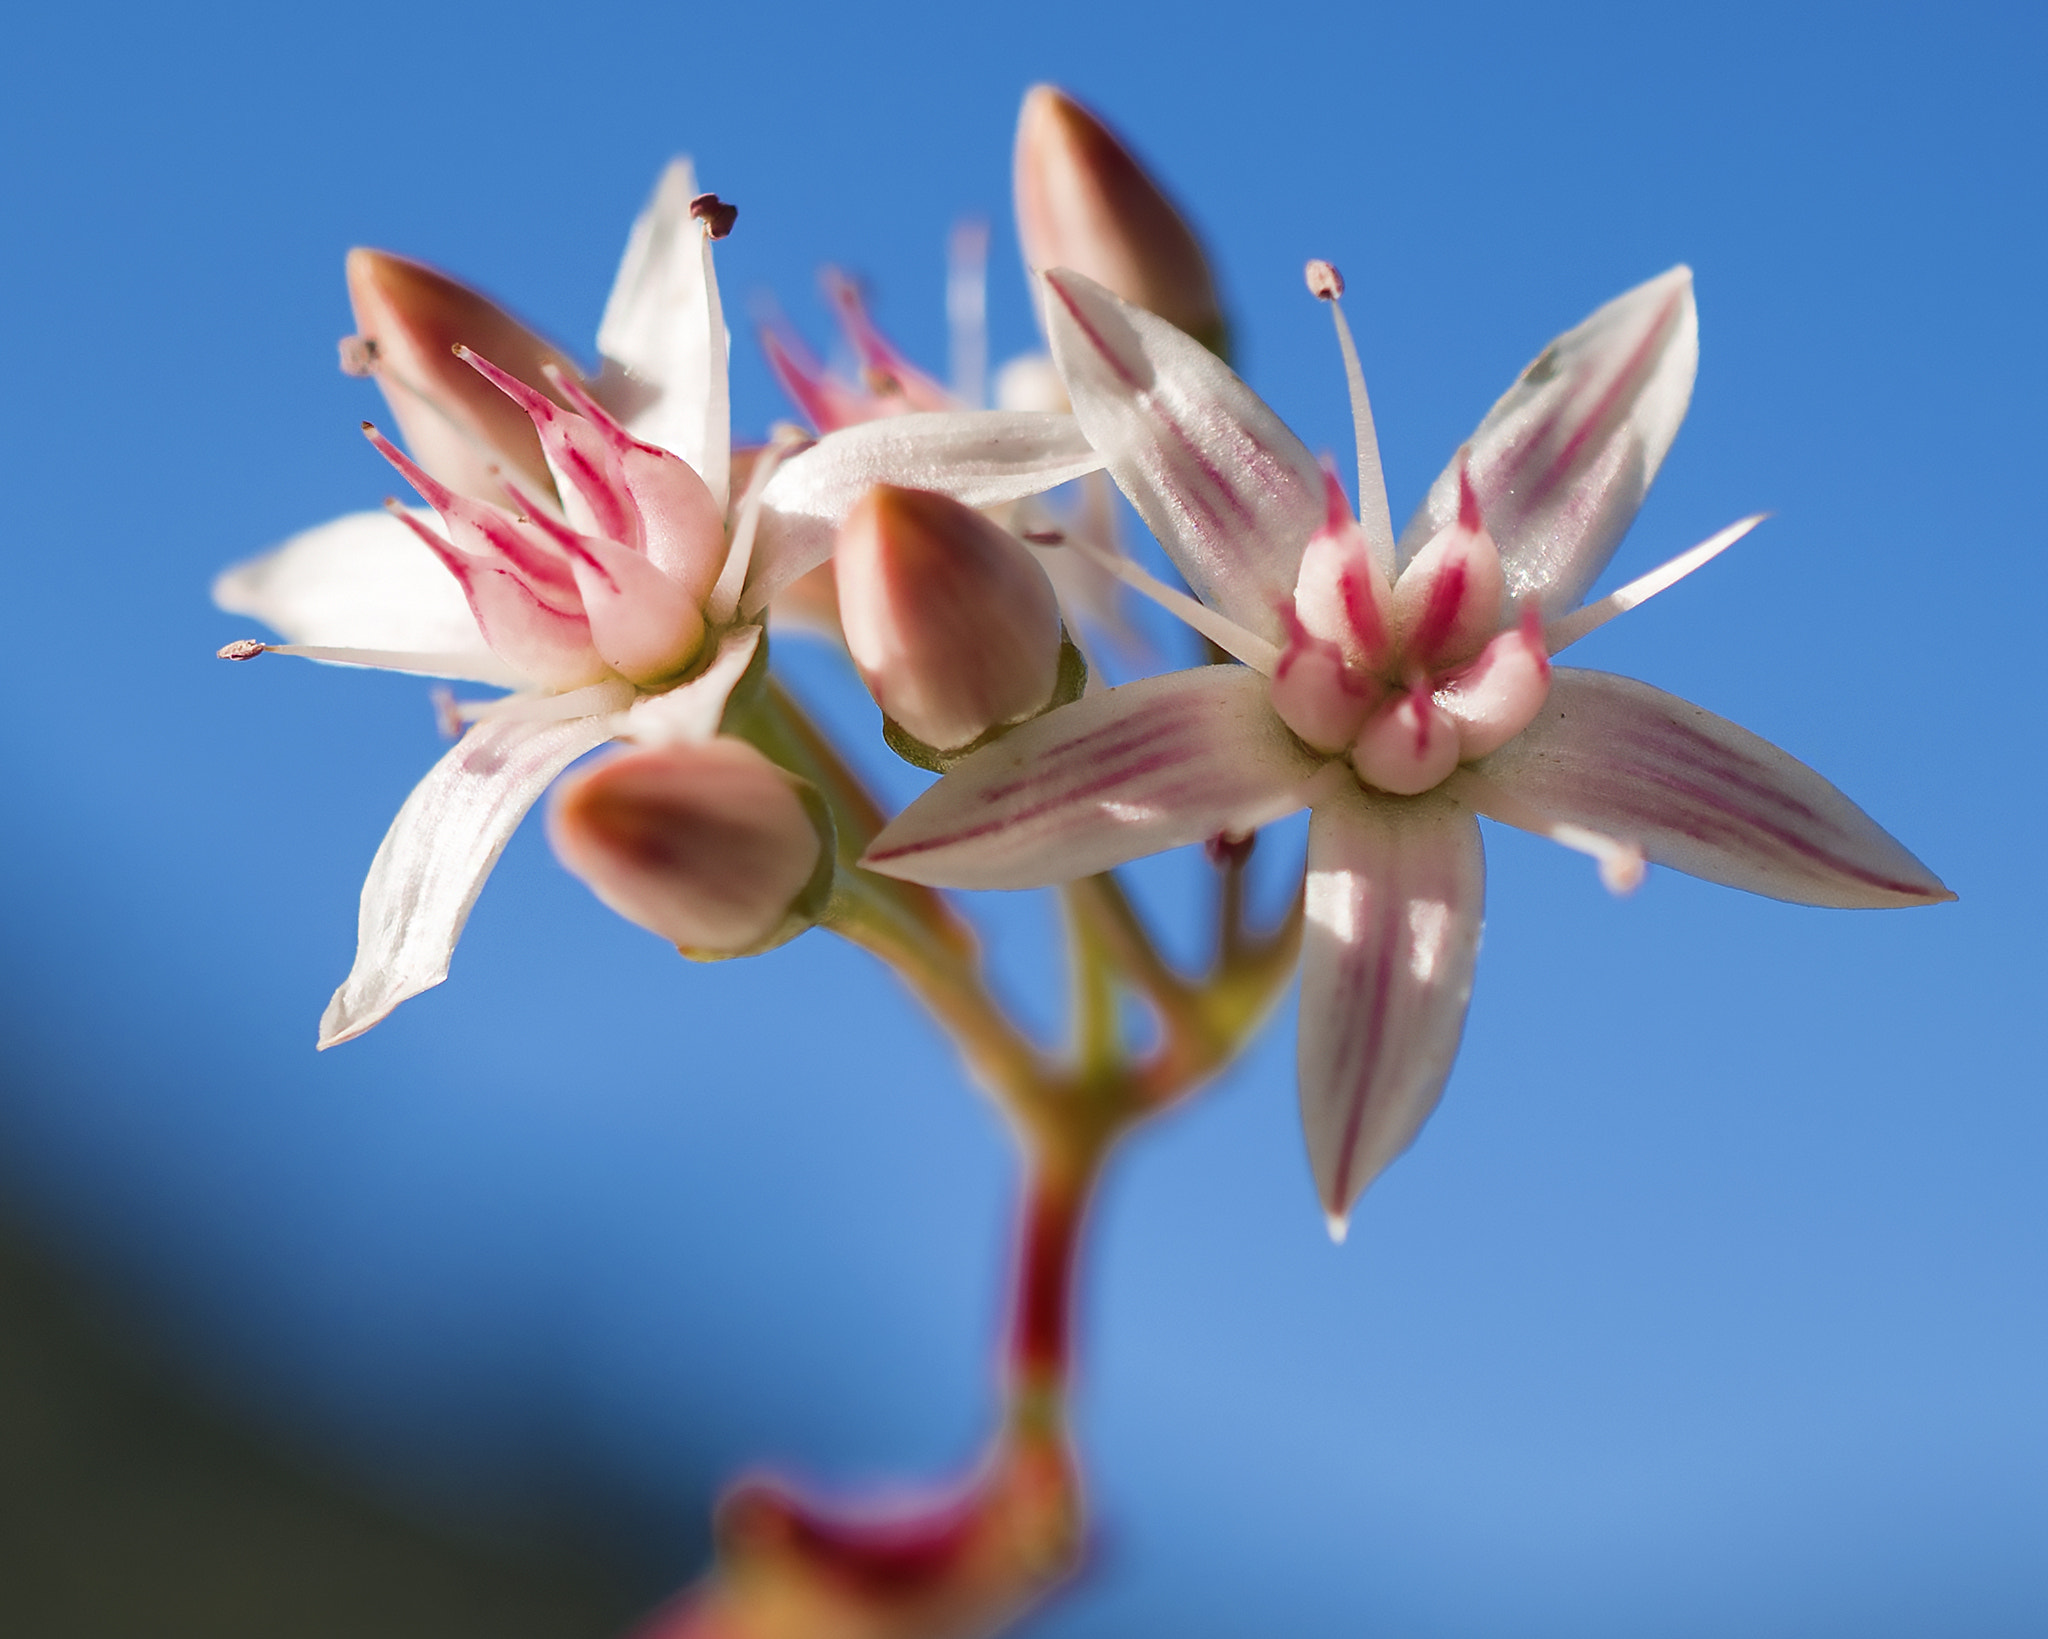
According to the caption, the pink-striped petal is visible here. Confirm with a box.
[318,712,618,1048]
[386,509,609,691]
[862,666,1325,890]
[1397,268,1698,616]
[1041,269,1324,645]
[743,411,1104,616]
[1299,788,1485,1229]
[1474,669,1953,908]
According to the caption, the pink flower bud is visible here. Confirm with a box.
[835,485,1064,754]
[1012,85,1225,352]
[548,740,827,957]
[344,250,579,502]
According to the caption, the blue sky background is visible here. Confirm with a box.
[3,0,2044,1632]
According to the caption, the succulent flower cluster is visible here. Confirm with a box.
[215,84,1950,1639]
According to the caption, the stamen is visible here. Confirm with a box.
[1543,515,1767,653]
[947,217,989,409]
[224,640,523,683]
[712,426,807,625]
[1306,259,1396,583]
[456,678,638,724]
[1444,767,1647,895]
[1057,531,1279,674]
[689,193,738,239]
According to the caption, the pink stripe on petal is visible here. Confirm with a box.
[1475,669,1952,908]
[1397,269,1698,616]
[1298,789,1485,1225]
[1043,270,1324,646]
[863,667,1324,889]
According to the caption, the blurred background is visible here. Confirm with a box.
[3,0,2044,1633]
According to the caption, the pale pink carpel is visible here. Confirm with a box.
[866,266,1952,1230]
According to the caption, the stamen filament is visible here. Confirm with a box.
[1058,532,1279,674]
[458,677,638,724]
[715,427,806,625]
[224,641,525,686]
[1544,514,1767,654]
[1320,290,1398,583]
[947,218,989,409]
[1445,768,1646,895]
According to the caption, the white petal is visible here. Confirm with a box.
[215,510,510,678]
[1398,268,1698,615]
[1299,788,1485,1227]
[863,666,1325,889]
[318,713,617,1048]
[620,626,763,746]
[1474,669,1952,908]
[741,411,1104,617]
[593,158,730,509]
[1041,269,1324,646]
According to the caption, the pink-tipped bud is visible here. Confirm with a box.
[836,485,1064,754]
[344,250,579,501]
[1013,85,1224,352]
[548,740,827,957]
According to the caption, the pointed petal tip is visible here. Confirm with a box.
[1324,1210,1351,1246]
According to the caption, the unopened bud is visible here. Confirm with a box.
[548,739,830,959]
[344,249,578,501]
[836,486,1065,756]
[1014,85,1225,353]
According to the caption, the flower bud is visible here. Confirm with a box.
[344,249,579,501]
[547,739,830,958]
[1013,85,1225,353]
[836,485,1065,756]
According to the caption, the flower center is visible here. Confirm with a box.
[1270,469,1552,797]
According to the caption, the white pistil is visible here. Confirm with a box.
[1544,514,1767,654]
[712,428,806,627]
[1308,261,1397,584]
[1059,530,1279,673]
[1445,768,1647,895]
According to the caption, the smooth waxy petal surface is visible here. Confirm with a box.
[864,666,1325,889]
[1475,669,1952,908]
[345,250,576,503]
[549,738,823,955]
[214,510,515,682]
[1398,268,1698,615]
[1043,270,1323,645]
[743,412,1104,616]
[319,713,617,1047]
[1299,788,1485,1227]
[594,159,730,509]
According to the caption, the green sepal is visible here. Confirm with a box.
[880,629,1089,775]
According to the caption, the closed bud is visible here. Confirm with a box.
[344,249,579,501]
[1013,85,1225,353]
[836,485,1065,756]
[547,740,830,959]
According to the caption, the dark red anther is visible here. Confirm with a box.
[689,193,738,239]
[1305,259,1345,300]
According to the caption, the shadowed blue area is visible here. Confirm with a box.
[1,0,2043,1631]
